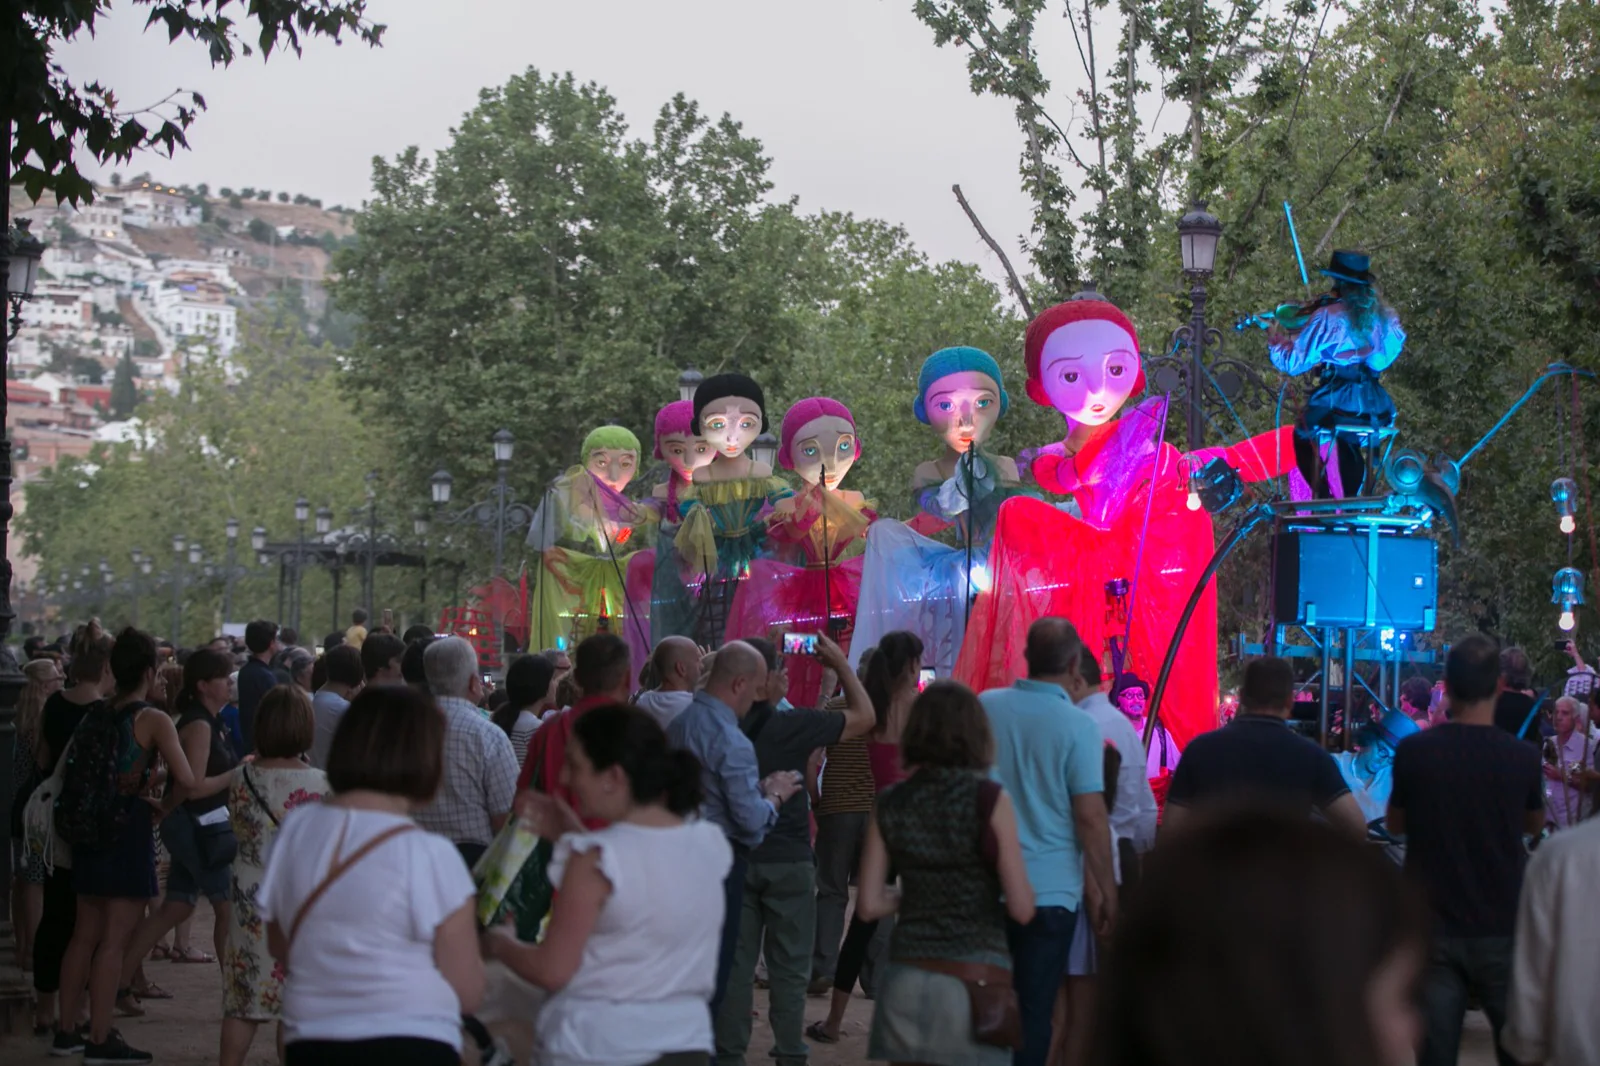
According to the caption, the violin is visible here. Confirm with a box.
[1234,292,1339,333]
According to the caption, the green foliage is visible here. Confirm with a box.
[246,217,273,243]
[333,69,1023,583]
[4,1,384,205]
[917,0,1600,662]
[20,311,390,644]
[109,352,140,420]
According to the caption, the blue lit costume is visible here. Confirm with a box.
[850,348,1022,678]
[1268,250,1405,497]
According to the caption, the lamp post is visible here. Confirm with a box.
[222,518,240,625]
[1145,202,1270,452]
[315,505,336,631]
[171,533,187,643]
[362,471,379,619]
[414,509,431,627]
[293,497,310,634]
[131,548,145,627]
[2,210,47,905]
[678,367,704,404]
[431,431,536,669]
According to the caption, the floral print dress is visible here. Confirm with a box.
[223,764,328,1020]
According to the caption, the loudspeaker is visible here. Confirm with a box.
[1273,531,1437,630]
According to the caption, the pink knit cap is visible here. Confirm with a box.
[653,400,696,460]
[780,397,859,470]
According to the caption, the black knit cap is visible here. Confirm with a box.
[692,373,767,435]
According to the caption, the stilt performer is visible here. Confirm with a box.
[1262,249,1406,498]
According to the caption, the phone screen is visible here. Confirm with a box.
[782,632,818,656]
[918,668,936,691]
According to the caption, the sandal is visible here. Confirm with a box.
[170,946,216,964]
[114,988,145,1018]
[133,980,173,1000]
[148,943,173,961]
[805,1022,839,1045]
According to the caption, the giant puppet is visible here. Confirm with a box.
[674,372,793,643]
[953,297,1293,748]
[526,425,656,653]
[727,397,876,704]
[850,347,1023,676]
[621,400,717,672]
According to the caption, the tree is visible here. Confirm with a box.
[332,69,1023,587]
[239,187,256,199]
[257,190,272,201]
[218,186,233,198]
[19,310,387,644]
[277,191,290,203]
[246,218,273,243]
[109,351,140,419]
[4,2,383,205]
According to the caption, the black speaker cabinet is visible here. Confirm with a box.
[1273,531,1438,630]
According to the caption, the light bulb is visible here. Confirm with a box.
[1559,609,1576,632]
[1187,489,1202,511]
[1561,514,1576,535]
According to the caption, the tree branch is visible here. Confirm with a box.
[953,184,1035,318]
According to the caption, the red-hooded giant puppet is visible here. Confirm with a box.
[953,296,1293,749]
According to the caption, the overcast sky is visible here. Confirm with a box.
[55,0,1114,282]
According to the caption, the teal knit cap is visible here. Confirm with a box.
[914,346,1011,424]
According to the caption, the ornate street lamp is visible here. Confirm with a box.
[431,469,454,506]
[750,433,780,470]
[1146,201,1271,451]
[678,368,704,404]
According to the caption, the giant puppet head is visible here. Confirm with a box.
[693,373,766,461]
[654,400,716,482]
[582,425,641,494]
[1024,298,1146,429]
[914,347,1011,455]
[781,397,860,490]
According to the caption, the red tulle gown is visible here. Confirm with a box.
[955,398,1292,749]
[725,485,875,707]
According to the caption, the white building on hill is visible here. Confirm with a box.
[121,181,202,228]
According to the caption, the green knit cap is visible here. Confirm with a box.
[582,424,641,462]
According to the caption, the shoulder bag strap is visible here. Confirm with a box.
[242,765,280,828]
[288,820,416,949]
[1518,690,1549,742]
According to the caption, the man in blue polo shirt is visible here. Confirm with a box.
[981,617,1115,1066]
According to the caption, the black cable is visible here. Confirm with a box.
[1146,503,1275,750]
[963,450,976,631]
[597,493,647,655]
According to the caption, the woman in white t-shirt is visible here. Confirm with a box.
[486,702,732,1066]
[256,685,486,1066]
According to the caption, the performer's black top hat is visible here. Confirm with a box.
[1320,249,1375,286]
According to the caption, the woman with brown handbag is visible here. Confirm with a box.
[855,681,1036,1065]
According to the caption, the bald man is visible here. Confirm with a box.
[636,636,703,729]
[668,640,804,1024]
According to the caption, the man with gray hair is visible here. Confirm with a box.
[415,636,519,867]
[668,640,803,1026]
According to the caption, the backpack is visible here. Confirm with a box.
[23,742,74,873]
[54,702,143,850]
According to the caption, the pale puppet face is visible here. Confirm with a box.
[1039,319,1140,427]
[586,448,638,493]
[924,371,1002,454]
[700,399,763,459]
[790,415,858,490]
[659,433,716,481]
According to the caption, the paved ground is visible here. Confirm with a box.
[3,901,1502,1065]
